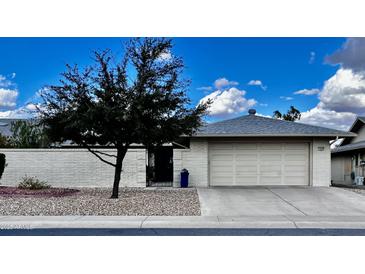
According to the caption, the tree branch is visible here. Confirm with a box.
[81,143,116,167]
[92,150,117,158]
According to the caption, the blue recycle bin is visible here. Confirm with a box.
[180,168,189,188]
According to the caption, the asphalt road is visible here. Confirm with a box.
[2,228,365,236]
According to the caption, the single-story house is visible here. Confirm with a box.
[332,116,365,185]
[0,109,354,188]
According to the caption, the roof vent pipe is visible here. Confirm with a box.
[248,109,256,115]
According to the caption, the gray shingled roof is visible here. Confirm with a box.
[195,114,355,137]
[332,140,365,154]
[357,117,365,124]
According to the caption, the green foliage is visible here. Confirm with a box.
[273,106,301,122]
[39,38,210,149]
[18,176,50,190]
[0,134,13,148]
[38,38,210,198]
[0,153,6,179]
[10,120,50,148]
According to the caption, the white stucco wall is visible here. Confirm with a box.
[331,156,345,183]
[312,139,331,186]
[173,139,209,187]
[0,148,146,188]
[174,138,332,187]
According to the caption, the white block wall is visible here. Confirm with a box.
[312,139,331,186]
[0,149,146,188]
[173,139,209,187]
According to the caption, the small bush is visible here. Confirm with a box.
[0,153,5,180]
[18,176,51,190]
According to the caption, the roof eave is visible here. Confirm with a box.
[192,133,356,138]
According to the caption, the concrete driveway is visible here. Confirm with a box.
[197,187,365,217]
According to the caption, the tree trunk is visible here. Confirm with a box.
[111,147,128,199]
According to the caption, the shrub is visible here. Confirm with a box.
[0,153,5,180]
[18,176,51,190]
[0,134,13,148]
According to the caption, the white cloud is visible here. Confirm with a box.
[294,88,321,95]
[248,79,267,90]
[326,38,365,73]
[157,51,172,61]
[289,38,365,131]
[214,77,239,89]
[199,87,257,118]
[318,68,365,113]
[280,96,293,101]
[248,80,262,86]
[0,74,13,88]
[197,86,213,92]
[309,51,316,64]
[0,88,18,108]
[0,103,38,119]
[297,69,365,131]
[25,103,39,111]
[300,106,356,131]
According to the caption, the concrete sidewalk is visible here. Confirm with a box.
[3,215,365,229]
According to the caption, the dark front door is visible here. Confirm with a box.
[147,147,173,185]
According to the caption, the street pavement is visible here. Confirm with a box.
[2,228,365,236]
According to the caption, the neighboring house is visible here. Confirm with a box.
[0,109,353,188]
[332,116,365,185]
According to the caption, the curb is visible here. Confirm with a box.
[2,215,365,229]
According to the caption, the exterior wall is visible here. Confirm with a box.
[0,148,146,188]
[312,139,331,186]
[331,155,353,184]
[173,139,209,187]
[350,125,365,144]
[174,137,332,188]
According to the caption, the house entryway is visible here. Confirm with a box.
[147,146,173,187]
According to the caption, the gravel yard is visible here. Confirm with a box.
[0,188,201,216]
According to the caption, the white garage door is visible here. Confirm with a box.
[209,142,309,186]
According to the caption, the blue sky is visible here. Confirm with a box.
[1,37,364,130]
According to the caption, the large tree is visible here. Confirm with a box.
[10,120,50,148]
[39,38,209,198]
[273,106,301,122]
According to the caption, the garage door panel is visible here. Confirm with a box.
[284,143,308,150]
[209,142,309,186]
[210,154,234,160]
[211,165,233,173]
[260,154,282,161]
[236,154,258,161]
[284,152,308,161]
[260,143,282,150]
[234,143,258,150]
[209,143,234,150]
[284,165,307,172]
[283,176,307,185]
[236,165,258,173]
[260,164,281,172]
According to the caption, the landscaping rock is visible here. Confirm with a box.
[0,187,201,216]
